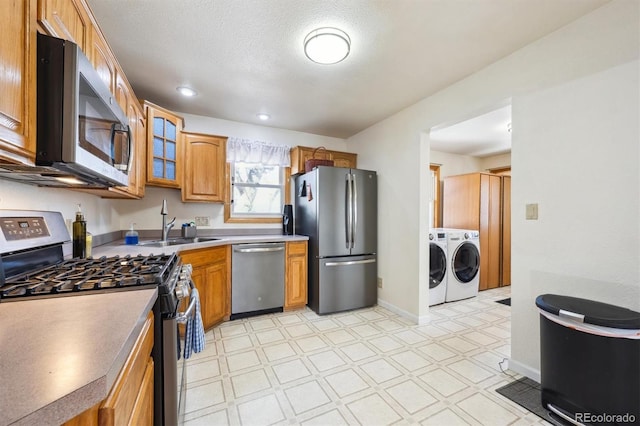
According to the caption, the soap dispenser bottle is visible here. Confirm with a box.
[125,223,139,245]
[72,204,87,258]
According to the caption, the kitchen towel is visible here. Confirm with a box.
[184,287,206,359]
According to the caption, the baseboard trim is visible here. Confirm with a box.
[508,358,541,383]
[377,298,430,325]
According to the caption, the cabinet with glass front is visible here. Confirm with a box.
[143,101,184,188]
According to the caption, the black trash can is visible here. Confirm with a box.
[536,294,640,425]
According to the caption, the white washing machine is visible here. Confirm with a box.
[445,229,480,302]
[428,229,448,306]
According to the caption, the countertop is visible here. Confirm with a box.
[0,288,157,426]
[92,234,308,258]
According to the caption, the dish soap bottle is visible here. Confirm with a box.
[125,223,139,245]
[72,204,87,258]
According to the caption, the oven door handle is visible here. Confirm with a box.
[176,281,198,324]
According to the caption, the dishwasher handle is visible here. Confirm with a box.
[233,246,285,253]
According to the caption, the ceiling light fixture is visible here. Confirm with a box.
[304,27,351,64]
[257,113,270,121]
[176,86,197,97]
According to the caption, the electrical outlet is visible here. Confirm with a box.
[194,216,210,226]
[65,218,73,234]
[525,203,538,220]
[377,277,383,288]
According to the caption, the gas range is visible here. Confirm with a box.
[0,209,197,425]
[0,253,177,299]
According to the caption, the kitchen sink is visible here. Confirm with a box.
[136,236,221,247]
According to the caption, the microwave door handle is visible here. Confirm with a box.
[125,125,132,173]
[109,123,117,166]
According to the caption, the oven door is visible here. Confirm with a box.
[172,282,199,425]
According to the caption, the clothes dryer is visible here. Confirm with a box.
[445,229,480,302]
[428,229,448,306]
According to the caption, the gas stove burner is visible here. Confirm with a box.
[0,252,180,301]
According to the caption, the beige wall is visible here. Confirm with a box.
[346,0,639,350]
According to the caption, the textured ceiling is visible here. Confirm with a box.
[87,0,608,147]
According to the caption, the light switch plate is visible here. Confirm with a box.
[526,203,538,220]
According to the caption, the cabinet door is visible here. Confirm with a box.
[89,26,115,95]
[0,0,36,165]
[330,151,357,169]
[203,261,228,328]
[290,146,331,175]
[145,102,183,188]
[480,174,502,289]
[285,241,308,310]
[128,358,154,426]
[501,176,511,286]
[38,0,91,51]
[182,133,226,202]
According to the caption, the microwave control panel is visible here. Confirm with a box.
[0,217,50,241]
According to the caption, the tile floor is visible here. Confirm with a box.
[182,287,550,425]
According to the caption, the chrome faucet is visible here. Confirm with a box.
[161,199,176,242]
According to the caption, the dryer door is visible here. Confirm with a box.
[429,243,447,289]
[451,241,479,283]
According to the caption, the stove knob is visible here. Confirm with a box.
[175,280,190,299]
[181,264,193,274]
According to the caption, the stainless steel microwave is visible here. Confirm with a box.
[35,33,131,187]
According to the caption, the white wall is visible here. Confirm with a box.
[346,0,639,373]
[510,60,639,380]
[0,179,120,236]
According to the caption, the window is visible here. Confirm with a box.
[223,137,291,223]
[230,162,284,217]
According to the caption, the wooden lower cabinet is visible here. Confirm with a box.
[285,241,308,310]
[63,311,154,426]
[180,245,231,330]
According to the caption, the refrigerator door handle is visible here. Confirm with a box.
[325,259,377,266]
[345,173,352,249]
[351,172,357,248]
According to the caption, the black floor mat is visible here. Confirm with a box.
[496,377,552,423]
[496,297,511,306]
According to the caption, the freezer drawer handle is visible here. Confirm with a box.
[234,247,285,253]
[325,259,376,266]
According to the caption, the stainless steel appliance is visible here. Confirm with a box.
[294,166,377,314]
[231,242,285,318]
[0,33,131,188]
[0,210,196,425]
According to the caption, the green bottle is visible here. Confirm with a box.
[72,204,87,258]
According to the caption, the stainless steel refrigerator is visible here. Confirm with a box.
[294,166,377,314]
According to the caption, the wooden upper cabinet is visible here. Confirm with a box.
[182,132,226,202]
[330,151,358,169]
[0,0,37,165]
[144,101,183,188]
[37,0,91,51]
[89,26,116,95]
[290,146,357,175]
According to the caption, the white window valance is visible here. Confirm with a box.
[226,137,291,166]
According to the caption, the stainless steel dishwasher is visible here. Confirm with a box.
[231,242,285,318]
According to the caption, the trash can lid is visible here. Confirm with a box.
[535,294,640,329]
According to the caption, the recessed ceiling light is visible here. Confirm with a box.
[304,27,351,64]
[176,86,197,97]
[257,113,270,121]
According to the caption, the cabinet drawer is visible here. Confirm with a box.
[180,245,227,267]
[99,312,154,425]
[287,241,307,256]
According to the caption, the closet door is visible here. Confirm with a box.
[501,176,511,286]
